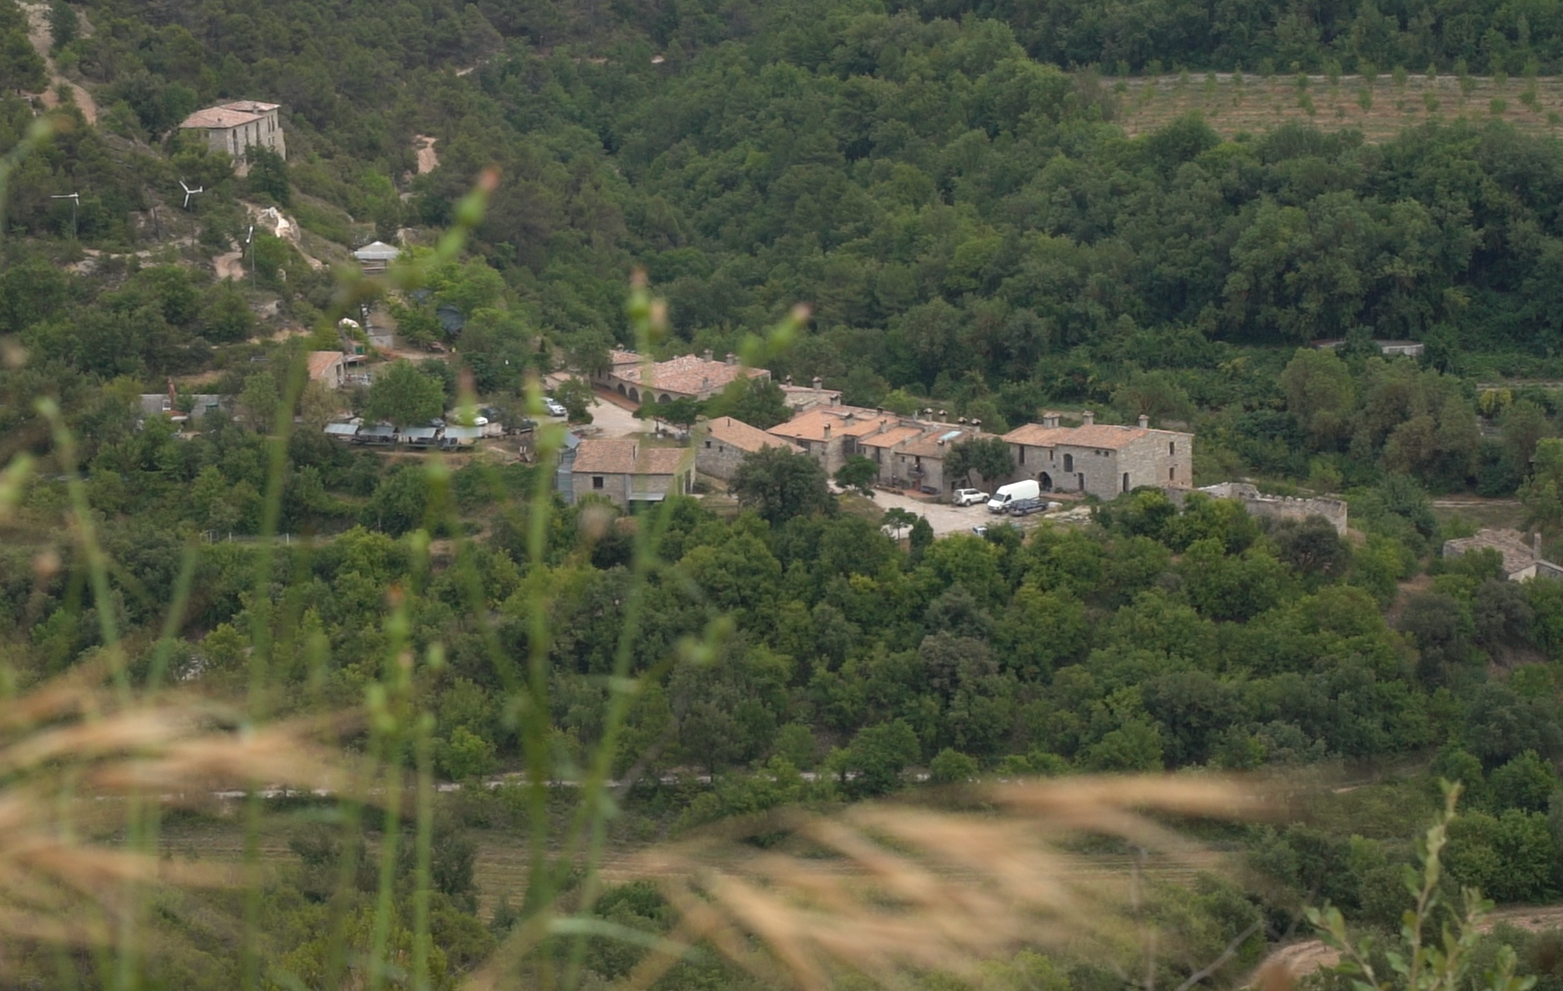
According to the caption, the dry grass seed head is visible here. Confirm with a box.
[638,775,1268,991]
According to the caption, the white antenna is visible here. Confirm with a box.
[245,224,255,287]
[49,192,80,239]
[178,179,204,209]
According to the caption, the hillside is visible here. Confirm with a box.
[13,1,1563,991]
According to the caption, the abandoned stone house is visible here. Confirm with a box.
[570,438,694,508]
[697,416,798,481]
[594,349,769,403]
[1000,412,1193,500]
[178,101,285,169]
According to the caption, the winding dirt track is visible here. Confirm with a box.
[20,2,97,123]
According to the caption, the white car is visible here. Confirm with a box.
[543,398,567,417]
[953,488,990,506]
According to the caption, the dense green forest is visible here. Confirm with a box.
[16,0,1563,988]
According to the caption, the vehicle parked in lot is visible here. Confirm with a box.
[1005,496,1046,516]
[953,488,989,506]
[987,479,1040,513]
[542,398,567,417]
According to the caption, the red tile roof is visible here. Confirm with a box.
[856,424,925,449]
[705,416,791,453]
[180,101,278,129]
[765,406,891,443]
[306,351,345,381]
[573,439,690,475]
[617,354,766,396]
[1003,422,1156,450]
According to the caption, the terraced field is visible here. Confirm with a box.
[1112,72,1563,141]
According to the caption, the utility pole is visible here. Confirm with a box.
[49,192,79,240]
[245,224,255,288]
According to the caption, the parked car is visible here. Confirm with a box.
[971,524,988,537]
[543,398,567,417]
[953,488,989,506]
[987,479,1041,513]
[1005,496,1046,516]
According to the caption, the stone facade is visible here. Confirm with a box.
[179,101,285,168]
[571,439,694,508]
[697,416,798,481]
[593,349,768,403]
[1002,412,1193,501]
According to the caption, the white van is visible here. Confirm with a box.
[987,479,1040,513]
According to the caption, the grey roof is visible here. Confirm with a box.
[400,426,439,440]
[359,424,396,438]
[353,240,401,261]
[442,426,483,439]
[324,423,359,436]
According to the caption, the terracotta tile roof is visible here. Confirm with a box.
[901,427,980,458]
[573,439,690,475]
[606,349,642,368]
[306,351,345,380]
[180,101,276,129]
[644,447,691,474]
[1003,422,1156,450]
[765,406,886,443]
[618,354,766,396]
[706,416,790,453]
[857,424,925,449]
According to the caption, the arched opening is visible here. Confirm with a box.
[1122,472,1130,493]
[616,383,626,396]
[658,393,670,404]
[628,387,639,403]
[1063,453,1074,473]
[1038,472,1053,492]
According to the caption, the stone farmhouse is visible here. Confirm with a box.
[594,349,768,404]
[697,416,799,481]
[1443,528,1563,582]
[1000,411,1192,501]
[570,438,694,508]
[763,405,991,495]
[178,101,285,170]
[764,406,899,476]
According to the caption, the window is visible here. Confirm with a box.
[1169,441,1175,456]
[1169,466,1175,481]
[592,476,604,490]
[1122,473,1129,493]
[1063,453,1073,472]
[704,440,712,448]
[1018,447,1025,465]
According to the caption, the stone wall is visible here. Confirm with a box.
[696,438,750,481]
[1187,482,1349,535]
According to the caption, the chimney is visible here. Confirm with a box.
[1082,410,1095,426]
[786,374,794,385]
[725,352,736,365]
[938,409,947,423]
[971,419,981,431]
[823,423,831,438]
[812,376,822,390]
[958,417,968,425]
[703,348,714,362]
[1138,414,1149,429]
[1042,410,1060,428]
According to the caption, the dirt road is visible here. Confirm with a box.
[21,2,97,122]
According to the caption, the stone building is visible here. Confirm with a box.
[778,376,844,413]
[697,416,798,481]
[1194,483,1348,535]
[764,406,897,475]
[1001,411,1192,500]
[594,349,769,403]
[178,101,285,168]
[1443,528,1563,582]
[570,438,694,508]
[854,422,985,494]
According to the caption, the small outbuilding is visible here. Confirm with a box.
[352,241,401,275]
